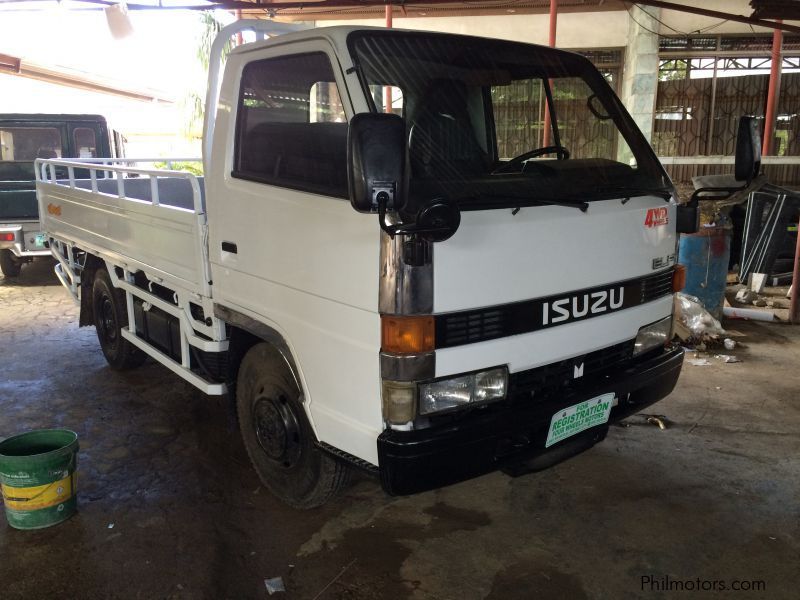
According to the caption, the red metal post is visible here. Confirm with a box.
[762,21,783,156]
[791,218,800,323]
[542,0,557,147]
[384,4,393,114]
[235,9,243,46]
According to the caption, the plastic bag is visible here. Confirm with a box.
[674,292,725,339]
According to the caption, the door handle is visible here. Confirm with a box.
[221,241,238,254]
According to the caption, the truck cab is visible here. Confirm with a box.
[0,114,118,277]
[38,24,698,508]
[208,26,684,497]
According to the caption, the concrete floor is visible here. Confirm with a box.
[1,260,798,599]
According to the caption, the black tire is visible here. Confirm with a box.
[92,267,146,370]
[236,343,349,509]
[0,250,21,278]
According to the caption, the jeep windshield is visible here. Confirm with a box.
[349,31,671,211]
[0,126,64,182]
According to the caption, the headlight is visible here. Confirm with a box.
[633,317,672,356]
[418,366,508,416]
[382,380,416,426]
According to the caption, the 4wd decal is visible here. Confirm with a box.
[644,207,669,228]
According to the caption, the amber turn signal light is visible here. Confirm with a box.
[672,264,687,292]
[381,315,435,354]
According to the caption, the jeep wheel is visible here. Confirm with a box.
[0,249,21,278]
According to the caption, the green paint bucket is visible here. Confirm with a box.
[0,429,79,530]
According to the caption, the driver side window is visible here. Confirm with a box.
[233,52,348,197]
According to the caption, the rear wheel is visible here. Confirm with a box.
[236,343,349,509]
[0,250,21,278]
[92,267,146,370]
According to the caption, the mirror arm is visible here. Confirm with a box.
[378,193,452,240]
[377,194,433,267]
[377,187,398,238]
[689,184,746,205]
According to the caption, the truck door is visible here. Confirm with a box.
[206,43,383,463]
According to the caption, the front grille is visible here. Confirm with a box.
[437,308,505,347]
[641,270,673,303]
[509,339,634,402]
[436,270,674,349]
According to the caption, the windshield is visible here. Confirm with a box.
[349,31,670,210]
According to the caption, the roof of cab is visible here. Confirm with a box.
[228,25,387,57]
[227,24,582,63]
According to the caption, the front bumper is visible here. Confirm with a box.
[0,223,51,258]
[378,344,684,495]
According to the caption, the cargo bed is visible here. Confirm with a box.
[36,157,227,395]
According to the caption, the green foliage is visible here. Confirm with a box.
[154,161,204,176]
[659,60,688,81]
[182,13,233,140]
[196,12,232,71]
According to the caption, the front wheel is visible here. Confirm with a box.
[236,343,349,509]
[0,249,22,278]
[92,267,146,370]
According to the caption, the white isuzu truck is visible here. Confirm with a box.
[37,21,744,508]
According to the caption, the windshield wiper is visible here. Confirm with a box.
[592,185,673,204]
[467,194,589,213]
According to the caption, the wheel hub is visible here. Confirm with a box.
[99,296,117,343]
[253,395,301,467]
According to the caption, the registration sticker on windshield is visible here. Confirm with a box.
[545,393,615,448]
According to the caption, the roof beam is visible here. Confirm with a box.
[0,0,628,14]
[0,53,174,103]
[631,0,800,35]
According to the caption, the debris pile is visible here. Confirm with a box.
[673,293,725,344]
[674,293,746,365]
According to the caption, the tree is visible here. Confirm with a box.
[181,12,233,142]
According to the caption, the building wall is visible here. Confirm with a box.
[620,6,661,143]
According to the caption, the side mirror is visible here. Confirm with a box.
[735,116,761,183]
[347,112,461,262]
[676,201,699,234]
[347,113,407,213]
[681,115,763,235]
